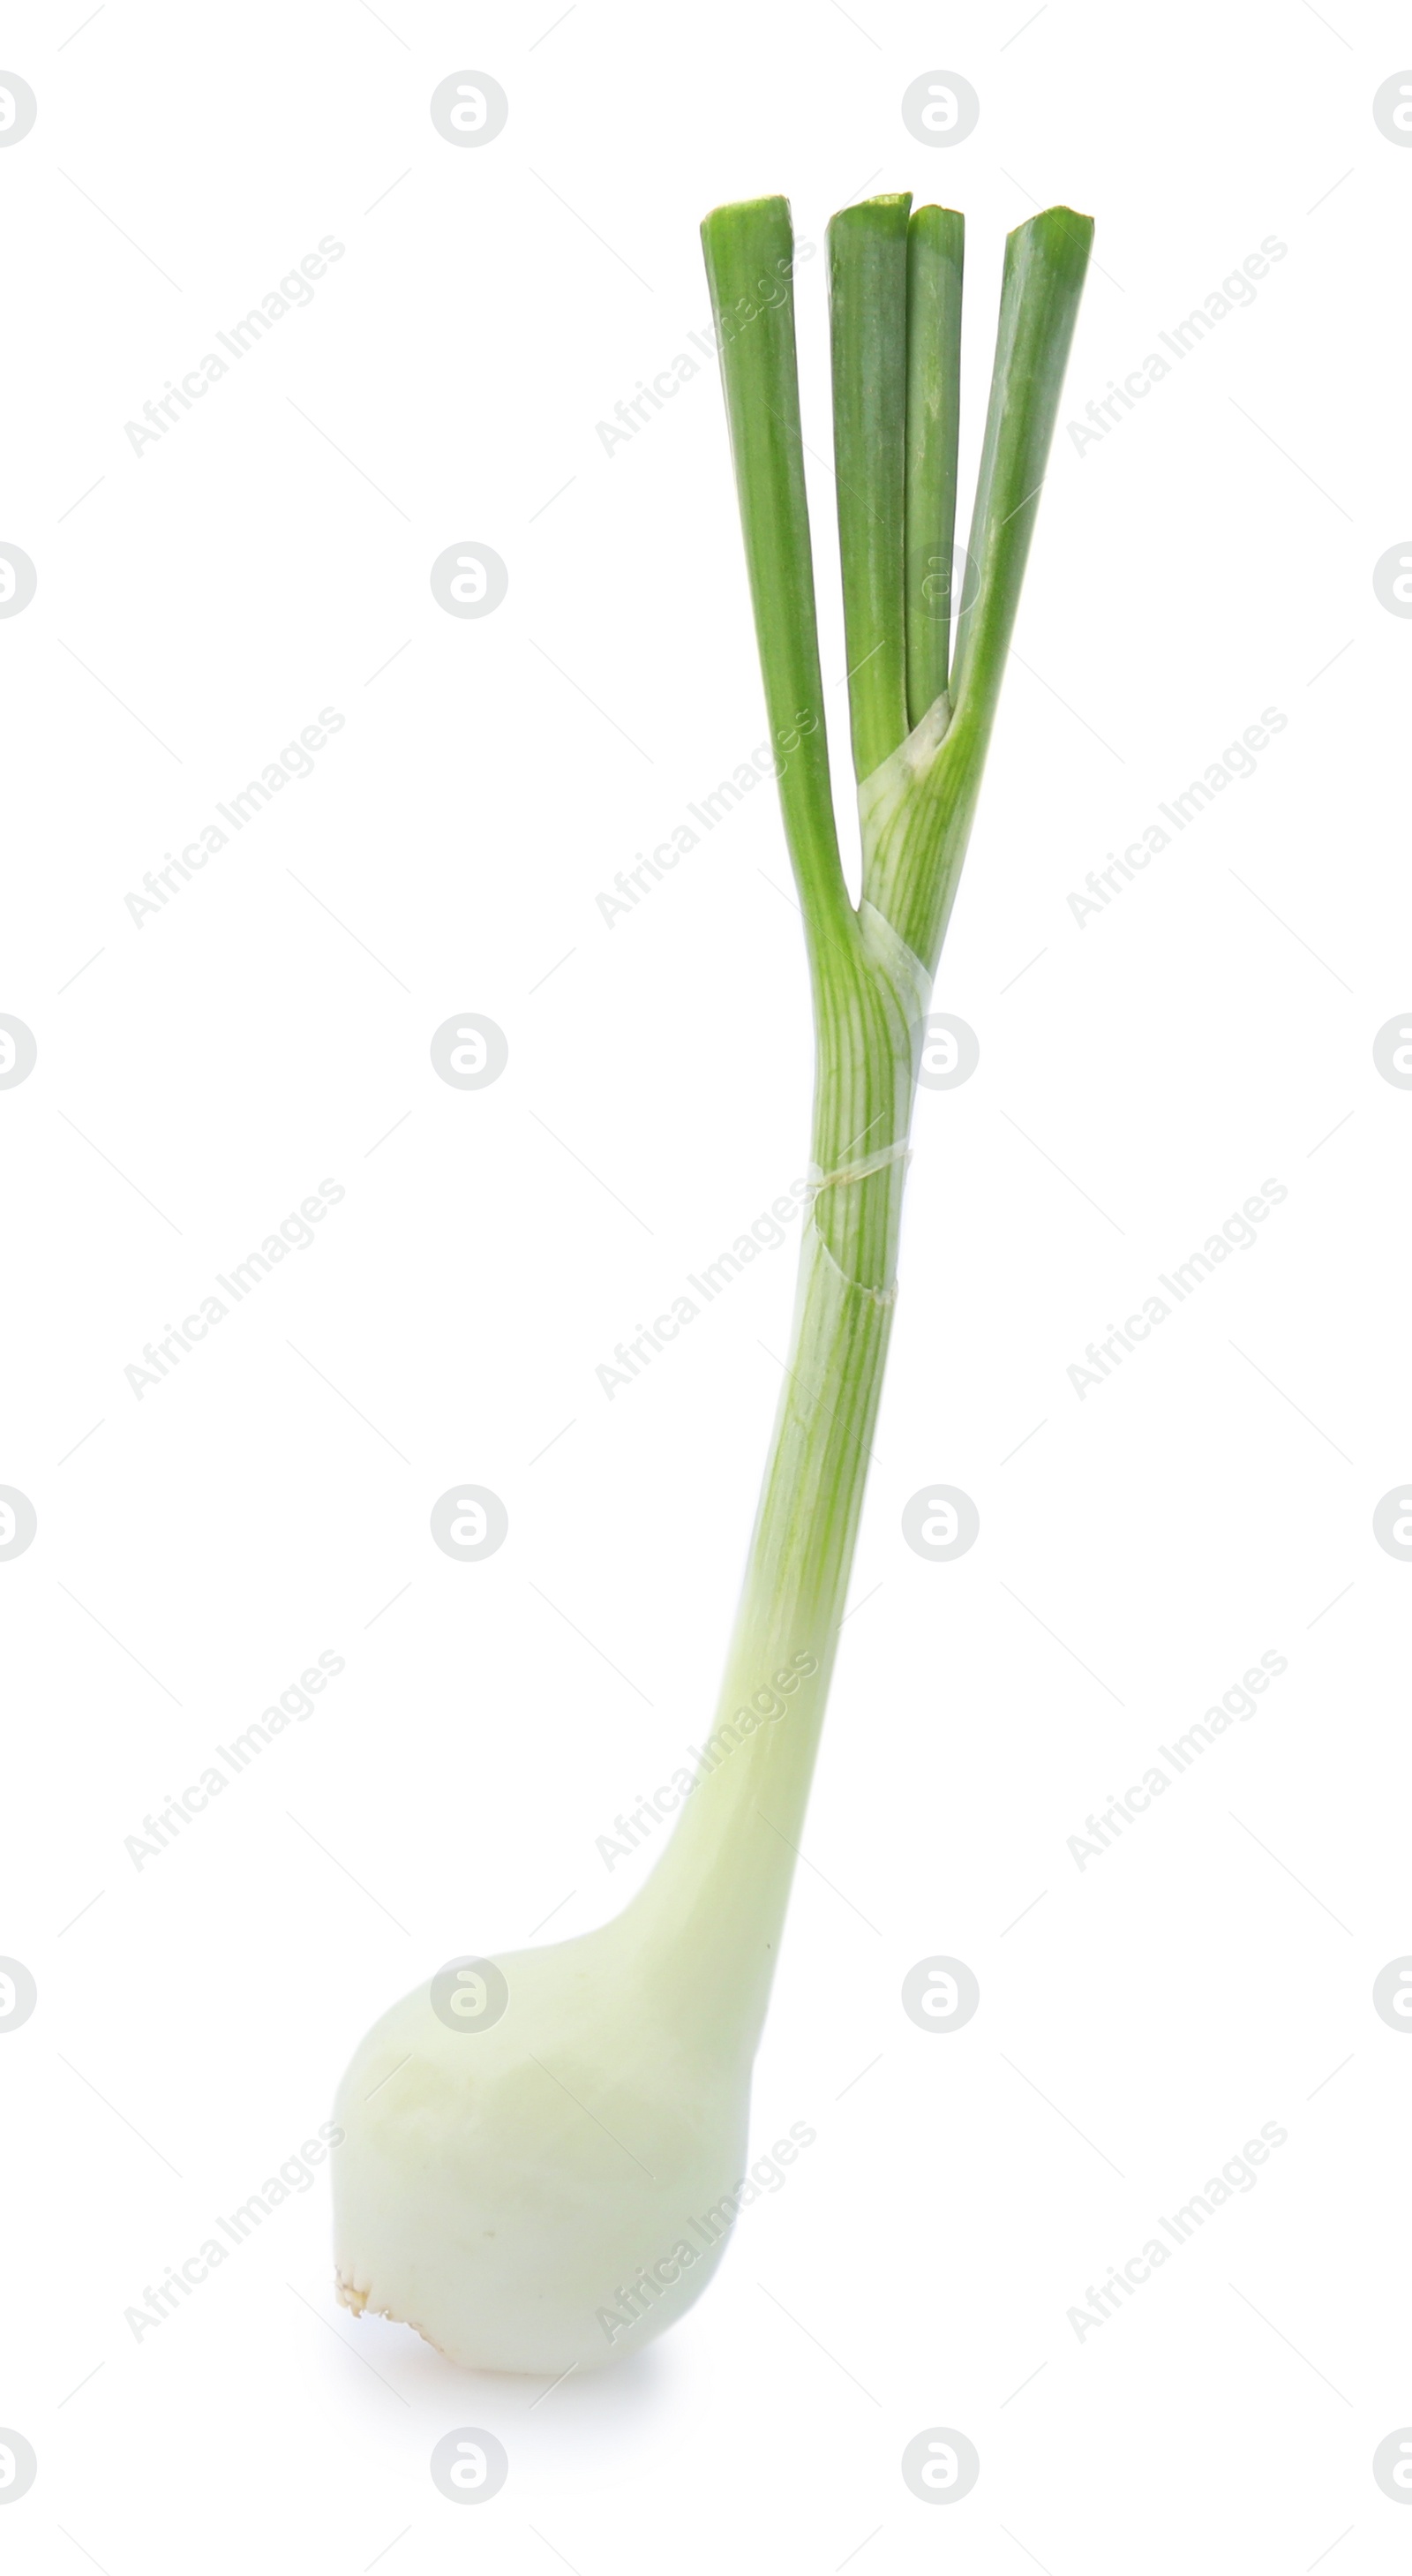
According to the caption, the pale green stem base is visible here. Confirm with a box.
[624,899,932,2056]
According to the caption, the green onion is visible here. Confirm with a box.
[331,189,1092,2377]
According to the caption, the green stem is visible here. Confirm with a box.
[697,197,854,1009]
[828,194,913,781]
[905,206,965,724]
[948,207,1094,769]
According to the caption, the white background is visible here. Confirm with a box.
[3,0,1410,2566]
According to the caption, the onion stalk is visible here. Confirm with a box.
[332,190,1092,2374]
